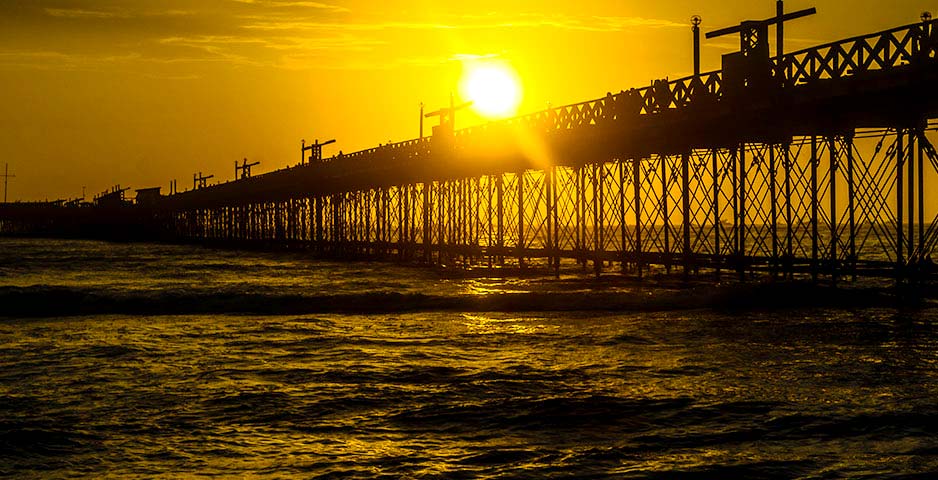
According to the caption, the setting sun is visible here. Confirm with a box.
[460,61,523,119]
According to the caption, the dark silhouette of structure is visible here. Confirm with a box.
[1,164,13,204]
[425,94,472,138]
[193,173,214,190]
[94,186,130,208]
[3,5,938,281]
[301,139,336,165]
[236,159,260,180]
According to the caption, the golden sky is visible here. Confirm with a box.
[0,0,934,200]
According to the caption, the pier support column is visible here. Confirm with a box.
[546,166,555,275]
[423,182,431,264]
[738,144,747,281]
[594,162,603,277]
[909,129,917,268]
[811,136,819,282]
[496,174,504,266]
[918,129,926,262]
[829,136,839,283]
[713,149,722,278]
[518,170,526,269]
[576,166,585,269]
[846,135,857,280]
[897,129,905,278]
[784,143,793,278]
[770,145,779,277]
[661,155,671,274]
[619,160,629,274]
[633,158,643,279]
[682,151,692,278]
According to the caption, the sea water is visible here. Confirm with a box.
[1,238,937,478]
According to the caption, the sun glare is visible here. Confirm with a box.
[460,61,522,119]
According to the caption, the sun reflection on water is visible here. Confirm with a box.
[461,314,560,335]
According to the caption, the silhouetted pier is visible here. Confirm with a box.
[4,5,938,281]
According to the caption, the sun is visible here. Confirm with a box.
[459,61,522,119]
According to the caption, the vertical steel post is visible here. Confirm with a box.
[897,129,905,276]
[518,170,526,268]
[552,166,560,276]
[316,196,324,247]
[682,152,692,277]
[829,136,839,282]
[730,147,739,276]
[619,161,628,273]
[594,163,603,276]
[847,135,857,279]
[919,129,926,256]
[398,186,405,259]
[473,177,480,263]
[438,182,445,263]
[633,158,643,278]
[909,130,917,263]
[713,149,721,277]
[546,167,554,274]
[376,191,383,255]
[460,179,466,255]
[576,166,585,267]
[661,155,671,273]
[784,142,793,277]
[770,145,779,275]
[693,21,701,76]
[810,136,819,281]
[496,174,504,266]
[738,145,747,280]
[486,178,492,266]
[423,182,431,263]
[777,1,785,58]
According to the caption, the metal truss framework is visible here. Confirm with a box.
[170,128,938,279]
[4,19,938,282]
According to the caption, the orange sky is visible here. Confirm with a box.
[1,0,935,201]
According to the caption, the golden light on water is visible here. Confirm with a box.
[459,60,523,120]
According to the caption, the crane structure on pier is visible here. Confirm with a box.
[4,3,938,282]
[236,159,260,180]
[301,139,336,165]
[193,172,214,190]
[424,94,473,138]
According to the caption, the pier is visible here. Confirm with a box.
[4,6,938,281]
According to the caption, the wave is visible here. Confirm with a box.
[0,283,905,318]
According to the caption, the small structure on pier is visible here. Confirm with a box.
[236,158,260,180]
[193,172,214,190]
[424,94,472,138]
[135,187,162,207]
[94,186,131,208]
[707,4,816,98]
[301,139,336,165]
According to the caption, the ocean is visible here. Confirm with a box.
[1,237,937,478]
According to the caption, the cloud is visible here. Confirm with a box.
[44,8,131,19]
[238,13,685,33]
[230,0,350,13]
[450,53,500,62]
[15,5,687,74]
[0,50,142,70]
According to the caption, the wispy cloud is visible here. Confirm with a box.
[239,13,685,33]
[44,7,196,19]
[450,53,500,62]
[44,8,131,19]
[230,0,350,13]
[0,50,142,70]
[18,5,687,73]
